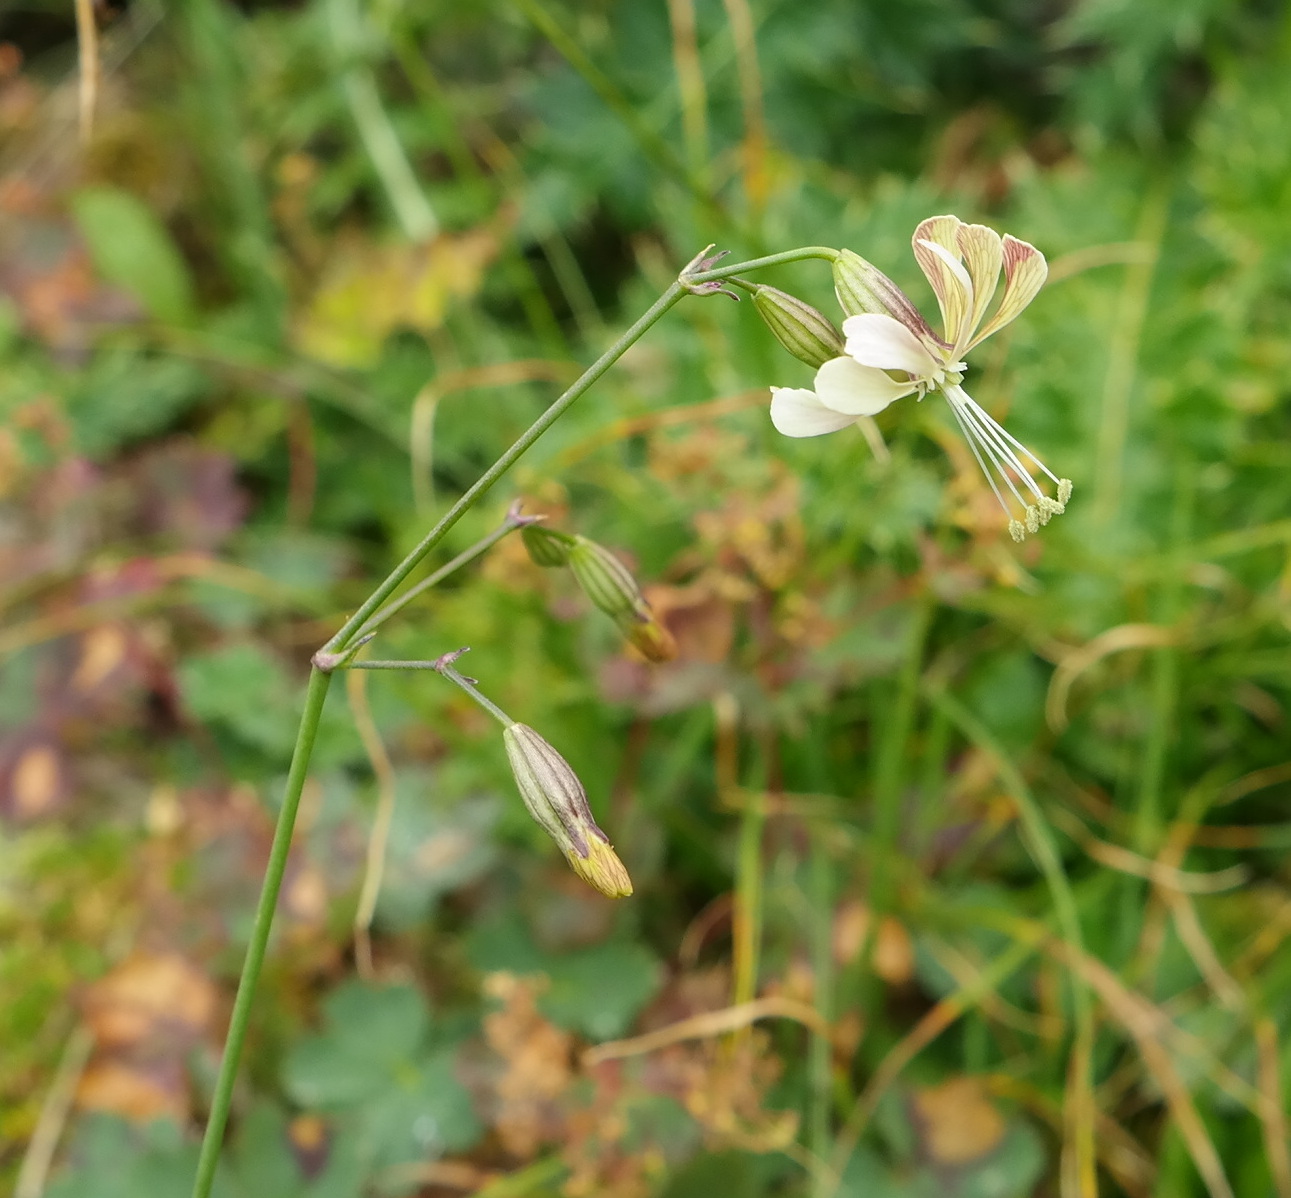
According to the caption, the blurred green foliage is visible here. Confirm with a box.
[2,0,1291,1196]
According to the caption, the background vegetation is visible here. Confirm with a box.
[2,0,1291,1195]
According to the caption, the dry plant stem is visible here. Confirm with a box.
[191,245,839,1198]
[14,1025,94,1198]
[73,0,99,144]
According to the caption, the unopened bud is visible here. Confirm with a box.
[568,536,677,663]
[522,524,574,568]
[568,536,645,622]
[752,286,845,368]
[502,723,633,898]
[833,249,938,344]
[623,614,678,664]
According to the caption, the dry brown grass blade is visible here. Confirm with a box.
[1234,896,1291,978]
[1048,804,1247,894]
[581,996,829,1066]
[1216,760,1291,807]
[347,666,398,980]
[719,0,768,213]
[1163,889,1246,1011]
[1047,242,1158,283]
[1255,1018,1291,1198]
[826,933,1045,1193]
[924,937,1062,1038]
[1046,623,1177,732]
[74,0,99,143]
[665,0,709,176]
[1059,947,1236,1198]
[1062,1015,1099,1198]
[0,554,317,660]
[987,1075,1156,1198]
[14,1025,95,1198]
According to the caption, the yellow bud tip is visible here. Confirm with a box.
[626,617,678,664]
[569,837,634,898]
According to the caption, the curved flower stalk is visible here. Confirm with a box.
[769,215,1072,542]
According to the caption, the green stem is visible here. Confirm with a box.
[191,667,332,1198]
[689,247,839,282]
[433,656,515,727]
[192,242,839,1198]
[353,505,537,642]
[318,281,685,659]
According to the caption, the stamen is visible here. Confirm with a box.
[953,396,1048,505]
[943,390,1035,513]
[957,389,1064,491]
[939,384,1070,538]
[944,396,1016,518]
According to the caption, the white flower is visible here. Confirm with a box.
[770,215,1072,542]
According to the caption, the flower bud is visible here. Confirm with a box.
[622,614,678,664]
[752,286,845,369]
[568,536,644,622]
[522,524,574,568]
[502,723,633,897]
[833,249,938,343]
[567,536,678,663]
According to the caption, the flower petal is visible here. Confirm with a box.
[813,355,915,416]
[912,215,973,347]
[769,387,860,437]
[955,223,1003,347]
[841,313,941,377]
[969,234,1047,348]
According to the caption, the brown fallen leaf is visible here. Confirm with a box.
[911,1076,1007,1165]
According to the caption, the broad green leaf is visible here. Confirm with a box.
[70,186,195,326]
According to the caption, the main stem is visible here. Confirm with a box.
[191,244,838,1198]
[191,666,331,1198]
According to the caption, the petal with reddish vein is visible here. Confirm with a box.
[955,223,1003,347]
[970,235,1047,348]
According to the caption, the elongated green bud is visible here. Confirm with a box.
[568,536,645,621]
[568,536,677,662]
[502,723,633,898]
[522,524,575,568]
[752,286,845,368]
[832,249,939,344]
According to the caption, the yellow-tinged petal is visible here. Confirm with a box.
[955,223,1003,349]
[569,835,633,898]
[912,215,973,348]
[969,234,1047,348]
[814,356,915,416]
